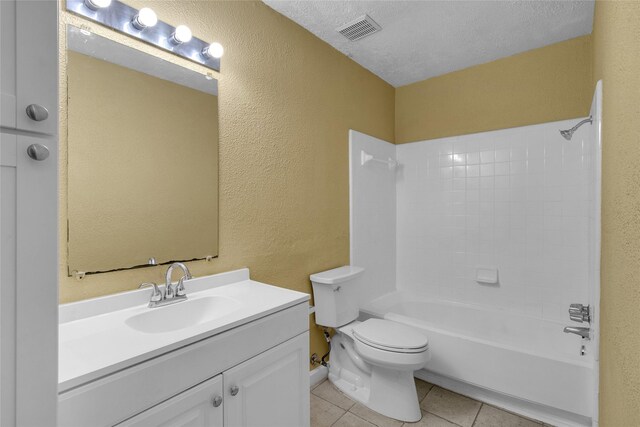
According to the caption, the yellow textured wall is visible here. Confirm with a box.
[59,0,395,364]
[67,52,219,273]
[395,36,593,143]
[592,1,640,424]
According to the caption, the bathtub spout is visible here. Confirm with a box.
[563,326,590,339]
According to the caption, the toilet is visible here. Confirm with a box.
[310,266,430,422]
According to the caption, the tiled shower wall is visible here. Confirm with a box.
[395,119,593,322]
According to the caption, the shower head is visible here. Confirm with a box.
[559,116,593,141]
[560,129,574,140]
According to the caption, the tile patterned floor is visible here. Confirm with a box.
[311,379,554,427]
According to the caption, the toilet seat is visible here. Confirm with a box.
[352,319,428,354]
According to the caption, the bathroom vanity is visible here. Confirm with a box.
[58,269,310,427]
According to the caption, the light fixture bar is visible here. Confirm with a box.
[66,0,220,72]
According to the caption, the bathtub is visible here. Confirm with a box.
[361,291,594,427]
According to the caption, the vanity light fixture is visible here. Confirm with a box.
[202,42,224,59]
[84,0,111,10]
[131,7,158,30]
[67,0,221,71]
[171,25,192,44]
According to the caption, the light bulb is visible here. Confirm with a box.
[202,42,224,59]
[84,0,111,10]
[132,8,157,30]
[171,25,192,44]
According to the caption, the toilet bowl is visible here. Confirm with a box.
[310,266,430,422]
[328,319,430,422]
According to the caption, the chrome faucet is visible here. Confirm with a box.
[164,262,192,301]
[563,326,590,340]
[139,262,192,308]
[139,282,163,307]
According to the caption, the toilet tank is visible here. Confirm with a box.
[310,266,365,328]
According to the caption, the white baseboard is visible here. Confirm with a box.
[415,370,592,427]
[310,365,328,388]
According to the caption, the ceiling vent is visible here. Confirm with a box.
[336,15,381,42]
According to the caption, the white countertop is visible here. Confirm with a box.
[59,268,309,392]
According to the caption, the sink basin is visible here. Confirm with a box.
[125,296,242,334]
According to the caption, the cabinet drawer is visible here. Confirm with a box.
[59,302,308,427]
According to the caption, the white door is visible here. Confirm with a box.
[117,375,224,427]
[1,132,58,426]
[224,333,310,427]
[0,0,58,425]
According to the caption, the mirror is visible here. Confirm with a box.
[66,25,219,275]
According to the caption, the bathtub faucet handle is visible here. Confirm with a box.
[568,303,590,324]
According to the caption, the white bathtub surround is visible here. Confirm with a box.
[395,118,593,323]
[349,130,397,305]
[349,84,601,427]
[586,81,602,426]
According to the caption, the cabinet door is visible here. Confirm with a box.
[117,375,224,427]
[0,132,18,427]
[1,132,58,426]
[1,132,58,425]
[15,0,58,135]
[1,0,17,129]
[224,333,310,427]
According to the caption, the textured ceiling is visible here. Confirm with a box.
[263,0,595,87]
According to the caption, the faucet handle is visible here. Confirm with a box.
[175,276,187,297]
[139,282,163,302]
[164,282,175,300]
[569,303,589,312]
[568,303,591,323]
[570,313,585,323]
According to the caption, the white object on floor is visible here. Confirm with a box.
[311,266,430,422]
[476,267,498,284]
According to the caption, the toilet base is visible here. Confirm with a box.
[328,334,422,422]
[369,366,422,421]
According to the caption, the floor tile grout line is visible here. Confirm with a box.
[424,410,466,427]
[330,410,373,427]
[311,382,356,411]
[471,403,483,427]
[420,383,436,404]
[311,391,352,415]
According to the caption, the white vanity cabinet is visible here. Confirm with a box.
[58,274,310,427]
[118,333,309,427]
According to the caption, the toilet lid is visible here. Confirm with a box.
[352,319,428,353]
